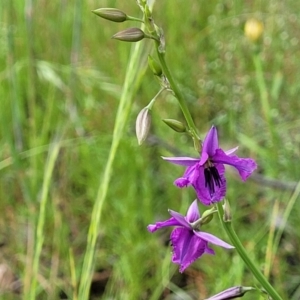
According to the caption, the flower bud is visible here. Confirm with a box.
[112,28,145,42]
[205,286,255,300]
[223,199,232,222]
[200,207,216,225]
[92,8,127,23]
[244,18,264,42]
[163,119,186,133]
[148,55,162,76]
[136,107,151,145]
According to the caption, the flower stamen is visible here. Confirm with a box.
[204,166,222,196]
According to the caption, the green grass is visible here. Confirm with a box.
[1,0,300,299]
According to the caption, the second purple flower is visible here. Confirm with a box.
[148,200,234,272]
[163,126,257,205]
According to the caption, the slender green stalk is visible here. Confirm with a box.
[77,23,151,300]
[253,53,278,160]
[7,0,23,152]
[28,134,62,299]
[69,248,78,300]
[272,181,300,264]
[67,0,84,136]
[25,0,38,193]
[216,202,283,300]
[154,47,199,141]
[264,200,279,280]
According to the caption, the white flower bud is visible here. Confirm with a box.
[136,107,151,145]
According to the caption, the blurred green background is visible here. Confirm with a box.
[1,0,300,299]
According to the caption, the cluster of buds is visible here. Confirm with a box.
[92,7,160,43]
[93,6,170,145]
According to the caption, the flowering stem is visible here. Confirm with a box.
[216,202,283,300]
[154,44,200,142]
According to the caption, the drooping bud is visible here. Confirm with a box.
[205,286,255,300]
[92,8,127,23]
[112,28,145,42]
[163,119,186,133]
[136,107,151,145]
[148,55,162,76]
[244,18,264,42]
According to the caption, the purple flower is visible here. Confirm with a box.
[147,200,234,272]
[163,126,257,205]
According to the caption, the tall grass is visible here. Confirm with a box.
[0,0,300,299]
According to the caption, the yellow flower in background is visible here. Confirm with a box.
[244,18,264,42]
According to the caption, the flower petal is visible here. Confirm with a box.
[225,146,238,155]
[204,243,215,255]
[186,200,200,223]
[162,156,200,166]
[192,164,227,205]
[174,177,190,188]
[213,149,257,181]
[174,163,199,188]
[147,217,181,233]
[202,126,218,158]
[169,210,190,228]
[171,228,206,273]
[194,231,234,249]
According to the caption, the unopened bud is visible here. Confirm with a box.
[223,199,232,222]
[163,119,186,133]
[136,107,151,145]
[200,207,216,225]
[148,55,162,76]
[112,28,145,42]
[205,286,255,300]
[244,18,264,42]
[92,8,127,23]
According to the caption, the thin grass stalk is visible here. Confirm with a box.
[253,54,279,167]
[264,200,279,280]
[149,252,174,300]
[6,3,35,295]
[67,0,84,136]
[69,248,78,300]
[25,0,38,178]
[77,22,153,300]
[7,1,23,152]
[28,134,63,299]
[272,181,300,263]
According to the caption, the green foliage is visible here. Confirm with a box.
[0,0,300,299]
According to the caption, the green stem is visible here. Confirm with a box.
[155,47,199,141]
[216,202,282,300]
[29,134,62,299]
